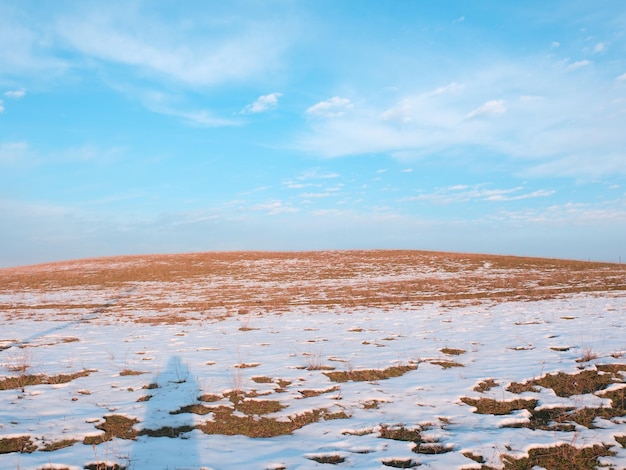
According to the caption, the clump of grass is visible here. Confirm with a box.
[84,464,127,470]
[170,404,215,415]
[198,393,222,402]
[298,386,340,398]
[503,384,626,431]
[275,379,292,389]
[382,458,419,468]
[0,435,37,454]
[507,368,620,397]
[308,455,345,464]
[429,359,464,369]
[0,369,94,391]
[196,407,347,438]
[84,415,139,445]
[461,397,538,415]
[412,442,454,454]
[251,376,273,384]
[462,452,485,464]
[499,444,615,470]
[378,425,423,443]
[41,438,78,451]
[440,347,465,356]
[236,399,285,415]
[362,399,382,409]
[138,425,194,438]
[304,352,335,371]
[324,364,417,383]
[234,362,260,369]
[119,369,145,376]
[577,345,599,363]
[474,378,498,393]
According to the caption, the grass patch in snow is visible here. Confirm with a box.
[323,364,417,382]
[307,454,346,464]
[41,438,79,451]
[439,347,466,355]
[428,359,464,369]
[507,367,624,397]
[196,406,348,438]
[0,435,37,454]
[461,397,538,415]
[474,378,498,393]
[0,369,94,391]
[381,458,419,468]
[119,369,145,376]
[498,443,615,470]
[83,414,139,445]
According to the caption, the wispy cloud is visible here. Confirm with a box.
[616,73,626,81]
[137,90,239,127]
[465,99,506,119]
[567,59,591,70]
[0,100,3,113]
[251,200,299,215]
[3,89,26,99]
[306,96,353,118]
[402,185,555,205]
[430,82,464,96]
[241,92,282,114]
[55,6,287,88]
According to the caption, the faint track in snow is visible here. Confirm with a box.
[2,286,136,351]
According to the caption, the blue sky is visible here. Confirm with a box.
[1,1,625,267]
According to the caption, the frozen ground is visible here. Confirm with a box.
[1,251,626,469]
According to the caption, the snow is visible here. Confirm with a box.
[1,257,626,469]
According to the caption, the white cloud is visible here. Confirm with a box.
[567,60,591,70]
[430,82,463,96]
[452,16,465,24]
[381,102,412,123]
[551,41,560,48]
[465,99,506,119]
[593,42,608,53]
[241,93,282,114]
[55,7,287,88]
[3,89,26,99]
[306,96,353,118]
[616,73,626,81]
[0,100,3,113]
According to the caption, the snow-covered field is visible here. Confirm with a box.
[1,251,626,469]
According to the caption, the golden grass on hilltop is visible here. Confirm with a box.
[1,250,625,324]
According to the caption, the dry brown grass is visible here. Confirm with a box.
[1,250,624,323]
[323,364,417,383]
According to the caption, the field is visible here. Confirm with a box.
[1,250,626,469]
